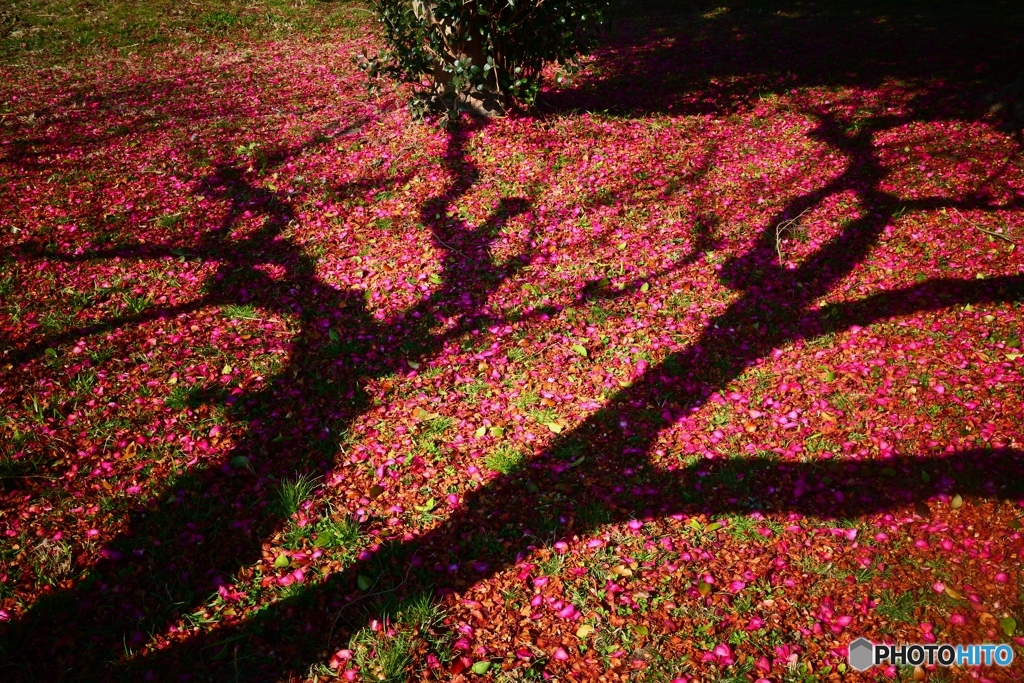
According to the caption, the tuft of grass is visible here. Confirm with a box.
[312,514,363,551]
[164,383,213,411]
[274,473,320,517]
[394,593,445,632]
[513,391,538,410]
[222,303,259,320]
[122,293,153,315]
[875,590,918,623]
[394,593,454,664]
[69,369,97,395]
[483,444,526,475]
[418,415,454,441]
[350,627,412,683]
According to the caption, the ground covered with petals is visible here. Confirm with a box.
[1,1,1023,682]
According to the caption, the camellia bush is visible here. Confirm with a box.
[362,0,607,117]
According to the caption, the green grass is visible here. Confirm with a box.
[350,627,413,683]
[122,293,153,315]
[482,444,526,475]
[273,473,320,517]
[418,415,454,439]
[2,0,366,65]
[311,514,363,551]
[164,383,213,411]
[221,303,260,321]
[875,589,919,624]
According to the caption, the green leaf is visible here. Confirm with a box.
[545,422,563,434]
[697,580,712,597]
[475,425,487,438]
[1010,519,1023,530]
[429,274,443,285]
[881,467,897,477]
[357,575,372,591]
[640,282,649,293]
[571,344,588,357]
[1001,616,1017,636]
[329,328,340,342]
[274,554,290,568]
[230,455,251,470]
[44,348,57,358]
[824,370,836,382]
[634,624,649,636]
[489,426,504,437]
[471,661,492,674]
[705,522,724,533]
[313,533,333,548]
[950,494,963,509]
[921,471,932,483]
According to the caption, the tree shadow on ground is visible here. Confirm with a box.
[85,106,1022,681]
[0,112,541,677]
[543,0,1024,120]
[2,1,1024,680]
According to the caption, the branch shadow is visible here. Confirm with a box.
[5,94,1021,683]
[2,1,1023,680]
[0,111,544,677]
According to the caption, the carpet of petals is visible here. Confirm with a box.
[1,2,1023,682]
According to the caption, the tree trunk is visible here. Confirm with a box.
[412,1,507,116]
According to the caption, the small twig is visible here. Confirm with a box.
[433,235,466,257]
[953,208,1018,244]
[774,208,810,264]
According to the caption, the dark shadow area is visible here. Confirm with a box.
[2,1,1023,680]
[542,0,1024,120]
[0,112,541,678]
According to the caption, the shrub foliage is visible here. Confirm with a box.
[363,0,606,116]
